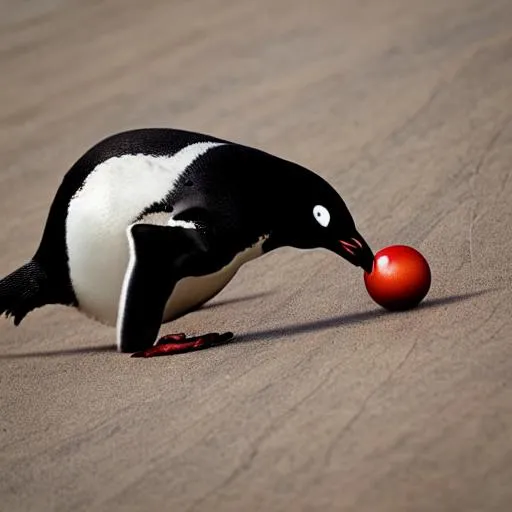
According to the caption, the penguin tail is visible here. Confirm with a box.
[0,260,51,326]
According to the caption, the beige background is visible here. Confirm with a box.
[1,0,512,510]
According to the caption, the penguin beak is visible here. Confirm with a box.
[335,231,374,273]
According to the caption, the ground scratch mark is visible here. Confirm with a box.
[468,116,512,285]
[322,338,418,467]
[184,357,348,512]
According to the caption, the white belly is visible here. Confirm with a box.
[70,224,264,326]
[65,142,226,325]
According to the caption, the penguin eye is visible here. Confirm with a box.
[313,205,330,227]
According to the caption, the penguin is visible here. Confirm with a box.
[0,128,374,357]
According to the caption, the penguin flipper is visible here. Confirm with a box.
[117,223,210,353]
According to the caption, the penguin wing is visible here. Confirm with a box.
[116,223,213,353]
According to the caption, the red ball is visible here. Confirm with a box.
[364,245,431,311]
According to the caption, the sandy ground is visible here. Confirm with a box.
[1,0,512,511]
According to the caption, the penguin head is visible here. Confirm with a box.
[264,169,374,273]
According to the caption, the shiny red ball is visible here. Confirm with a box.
[364,245,431,311]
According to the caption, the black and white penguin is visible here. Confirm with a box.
[0,129,374,357]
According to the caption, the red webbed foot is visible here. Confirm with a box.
[131,332,234,358]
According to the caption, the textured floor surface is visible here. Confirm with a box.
[1,1,512,511]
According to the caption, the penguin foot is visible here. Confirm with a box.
[131,332,234,358]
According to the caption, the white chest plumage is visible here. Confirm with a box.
[65,141,258,326]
